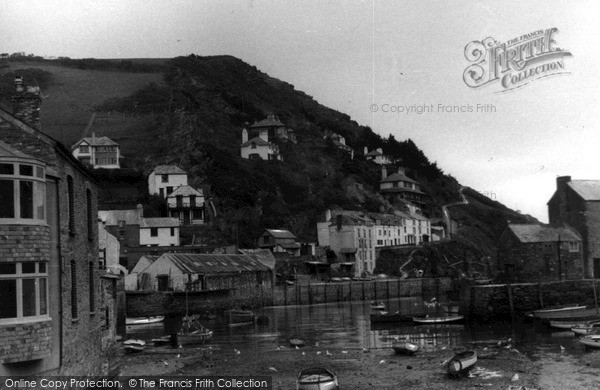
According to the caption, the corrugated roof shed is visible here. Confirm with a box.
[158,253,271,274]
[508,224,581,243]
[238,249,276,269]
[568,181,600,201]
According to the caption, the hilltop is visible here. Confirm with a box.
[0,54,536,263]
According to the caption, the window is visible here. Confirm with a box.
[251,142,257,149]
[0,262,48,322]
[569,241,580,252]
[71,260,78,319]
[79,145,89,153]
[118,220,126,227]
[67,176,75,235]
[99,249,106,270]
[150,227,158,237]
[166,186,173,195]
[161,174,168,183]
[0,162,46,222]
[170,227,175,237]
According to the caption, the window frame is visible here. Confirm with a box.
[0,159,46,224]
[0,262,49,324]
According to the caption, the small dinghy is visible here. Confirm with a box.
[412,315,464,324]
[288,337,307,348]
[579,334,600,349]
[123,339,146,352]
[296,367,338,390]
[446,350,477,377]
[572,320,600,336]
[370,301,386,310]
[392,340,419,355]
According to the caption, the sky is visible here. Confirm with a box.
[1,0,599,222]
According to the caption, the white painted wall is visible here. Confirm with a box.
[148,172,188,197]
[139,226,180,246]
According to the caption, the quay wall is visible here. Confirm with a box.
[462,279,600,323]
[126,277,453,317]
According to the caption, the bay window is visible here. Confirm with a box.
[0,262,49,322]
[0,160,46,223]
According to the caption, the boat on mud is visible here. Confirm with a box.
[370,301,386,310]
[289,337,307,348]
[370,311,413,324]
[530,304,587,320]
[579,334,600,349]
[571,320,600,336]
[296,368,338,390]
[446,350,477,377]
[123,339,146,352]
[226,309,256,327]
[126,316,164,326]
[392,340,419,354]
[178,314,213,344]
[412,315,464,325]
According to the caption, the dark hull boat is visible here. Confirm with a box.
[392,341,419,354]
[370,312,413,324]
[289,337,307,348]
[412,315,464,324]
[296,368,338,390]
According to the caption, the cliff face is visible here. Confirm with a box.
[0,55,536,253]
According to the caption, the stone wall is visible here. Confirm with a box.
[0,320,51,364]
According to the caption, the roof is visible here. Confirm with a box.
[568,181,600,201]
[156,253,271,274]
[264,229,297,239]
[380,172,419,184]
[152,165,187,175]
[73,136,118,148]
[277,242,301,250]
[238,249,276,269]
[240,136,273,147]
[140,217,180,228]
[249,116,286,128]
[98,209,142,225]
[365,150,383,157]
[508,224,581,243]
[0,139,38,160]
[167,185,204,198]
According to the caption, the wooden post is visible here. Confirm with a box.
[308,280,313,305]
[507,284,515,323]
[386,279,390,300]
[538,282,544,308]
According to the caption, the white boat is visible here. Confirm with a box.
[392,341,419,354]
[370,301,386,310]
[549,320,584,330]
[447,350,477,376]
[126,316,164,326]
[412,315,464,324]
[123,339,146,352]
[572,320,600,336]
[296,368,338,390]
[532,305,587,320]
[579,334,600,349]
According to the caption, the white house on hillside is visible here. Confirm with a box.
[71,134,120,169]
[240,129,282,161]
[364,147,392,165]
[148,165,188,198]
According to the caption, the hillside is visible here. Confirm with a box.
[0,54,536,261]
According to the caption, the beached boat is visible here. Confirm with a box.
[289,337,307,348]
[579,334,600,349]
[226,310,256,327]
[178,314,213,344]
[572,320,600,336]
[392,340,419,354]
[549,320,584,330]
[446,350,477,376]
[125,316,164,326]
[531,304,587,320]
[296,368,339,390]
[370,301,386,310]
[412,315,464,325]
[370,312,413,324]
[123,339,146,352]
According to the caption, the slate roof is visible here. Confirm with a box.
[277,242,301,250]
[365,150,383,157]
[167,185,204,198]
[249,116,286,128]
[140,217,180,228]
[153,165,187,175]
[568,181,600,201]
[238,249,276,269]
[265,229,297,239]
[157,253,271,274]
[74,136,118,148]
[508,224,581,243]
[0,139,37,160]
[380,172,419,184]
[240,136,273,147]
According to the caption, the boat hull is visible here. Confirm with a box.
[532,305,586,320]
[296,368,338,390]
[126,316,164,326]
[580,335,600,349]
[370,313,413,323]
[447,351,477,376]
[392,341,418,354]
[177,331,213,345]
[413,315,464,324]
[289,337,307,347]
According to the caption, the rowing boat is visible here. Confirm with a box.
[412,315,464,325]
[392,341,419,354]
[447,350,477,376]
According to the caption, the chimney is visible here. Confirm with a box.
[12,77,42,130]
[242,128,248,143]
[556,176,571,216]
[136,203,144,218]
[325,209,332,222]
[364,146,368,154]
[336,214,343,231]
[381,165,387,180]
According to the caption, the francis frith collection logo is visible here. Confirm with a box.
[463,28,572,92]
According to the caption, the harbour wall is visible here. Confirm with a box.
[462,279,600,323]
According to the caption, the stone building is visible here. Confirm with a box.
[496,224,583,282]
[0,78,111,375]
[548,176,600,278]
